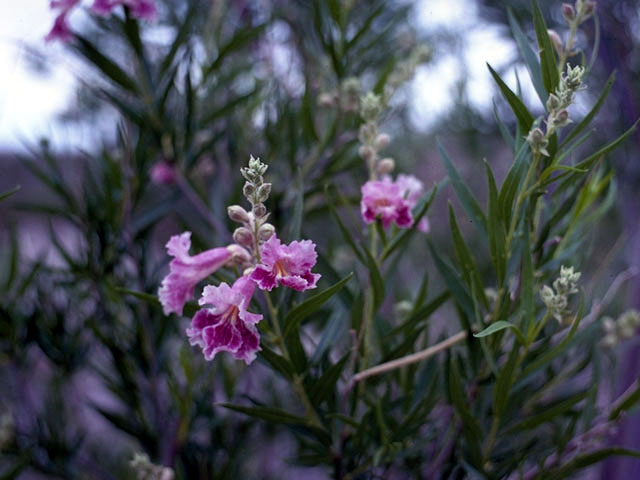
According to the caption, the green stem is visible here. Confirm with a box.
[265,291,323,429]
[558,19,579,74]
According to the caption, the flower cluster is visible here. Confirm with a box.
[130,452,174,480]
[540,265,581,322]
[158,157,321,364]
[601,309,640,348]
[47,0,157,43]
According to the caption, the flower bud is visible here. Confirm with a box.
[376,157,395,175]
[256,183,272,203]
[546,93,561,112]
[253,203,267,218]
[562,3,576,21]
[581,1,596,20]
[233,227,254,247]
[318,92,336,107]
[227,205,250,224]
[547,29,563,56]
[553,109,571,128]
[359,145,375,161]
[242,183,255,198]
[258,223,275,241]
[226,244,252,265]
[374,133,391,151]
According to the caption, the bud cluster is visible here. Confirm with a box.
[130,453,174,480]
[386,44,432,97]
[527,65,585,156]
[317,77,361,112]
[602,309,640,348]
[562,1,596,25]
[357,92,395,178]
[540,265,581,323]
[232,156,275,261]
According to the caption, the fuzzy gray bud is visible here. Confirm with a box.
[358,145,375,161]
[253,203,267,218]
[546,93,561,112]
[233,227,254,247]
[547,29,563,56]
[256,183,272,203]
[242,183,255,198]
[227,205,250,224]
[376,157,395,175]
[258,223,275,241]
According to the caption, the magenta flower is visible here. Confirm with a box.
[250,235,321,292]
[45,11,74,42]
[150,161,176,185]
[360,178,413,229]
[158,232,232,316]
[186,276,262,364]
[92,0,157,19]
[395,174,430,233]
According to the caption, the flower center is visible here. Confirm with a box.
[373,198,392,207]
[220,305,240,325]
[274,260,289,277]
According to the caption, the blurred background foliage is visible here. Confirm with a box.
[0,0,639,478]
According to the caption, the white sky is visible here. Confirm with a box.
[0,0,523,151]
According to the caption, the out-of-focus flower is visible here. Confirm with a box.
[150,161,176,185]
[395,173,430,232]
[92,0,157,19]
[361,178,412,229]
[46,11,74,42]
[187,276,262,364]
[250,235,321,292]
[601,309,640,348]
[130,452,174,480]
[158,232,232,316]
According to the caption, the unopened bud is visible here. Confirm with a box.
[581,1,596,20]
[242,183,255,198]
[256,183,272,203]
[226,244,252,265]
[546,93,561,112]
[553,109,571,128]
[233,227,254,247]
[562,3,576,21]
[227,205,250,224]
[253,203,267,218]
[359,145,375,161]
[376,157,395,175]
[258,223,275,241]
[374,133,391,151]
[548,29,563,56]
[318,92,336,107]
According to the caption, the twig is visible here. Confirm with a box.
[350,330,468,385]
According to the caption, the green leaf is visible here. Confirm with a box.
[474,321,526,345]
[204,24,267,75]
[0,185,20,202]
[487,63,535,133]
[428,240,474,326]
[574,119,639,171]
[325,185,366,264]
[218,403,311,426]
[160,4,197,74]
[493,100,515,151]
[560,71,615,148]
[493,344,520,418]
[437,140,487,236]
[309,354,349,404]
[260,345,295,380]
[508,389,590,432]
[532,0,559,94]
[499,143,531,225]
[72,35,139,94]
[301,80,319,141]
[546,448,640,480]
[282,273,353,337]
[609,379,640,421]
[485,161,507,285]
[448,204,488,309]
[390,291,450,336]
[362,245,385,312]
[508,9,547,103]
[521,229,535,331]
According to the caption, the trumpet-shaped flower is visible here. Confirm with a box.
[158,232,231,316]
[250,235,321,291]
[395,174,430,232]
[361,179,413,229]
[187,276,262,364]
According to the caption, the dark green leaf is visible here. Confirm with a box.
[474,321,525,345]
[0,185,20,202]
[487,63,535,133]
[508,9,547,103]
[309,354,349,404]
[532,0,559,94]
[485,161,507,285]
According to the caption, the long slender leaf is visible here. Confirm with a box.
[487,63,535,133]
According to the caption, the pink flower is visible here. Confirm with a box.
[187,276,262,364]
[250,235,321,292]
[360,178,413,229]
[45,11,74,42]
[150,161,176,185]
[158,232,232,316]
[395,174,430,233]
[92,0,157,19]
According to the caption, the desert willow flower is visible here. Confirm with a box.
[540,265,581,323]
[158,156,321,364]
